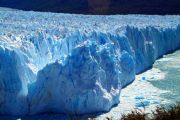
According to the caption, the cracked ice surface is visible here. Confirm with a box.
[0,9,180,115]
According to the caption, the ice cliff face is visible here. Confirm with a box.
[0,10,180,115]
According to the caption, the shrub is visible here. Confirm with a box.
[121,108,146,120]
[121,104,180,120]
[152,104,180,120]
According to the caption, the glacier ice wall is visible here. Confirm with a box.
[0,10,180,115]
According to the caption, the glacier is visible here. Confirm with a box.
[0,9,180,115]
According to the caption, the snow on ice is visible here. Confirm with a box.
[0,9,180,115]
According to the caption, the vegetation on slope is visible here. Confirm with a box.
[121,104,180,120]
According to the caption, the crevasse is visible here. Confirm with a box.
[0,11,180,115]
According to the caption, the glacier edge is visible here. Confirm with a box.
[0,12,180,115]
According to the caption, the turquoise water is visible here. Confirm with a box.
[97,50,180,120]
[150,50,180,104]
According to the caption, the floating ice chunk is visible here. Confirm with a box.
[135,101,150,107]
[135,96,145,100]
[142,77,146,80]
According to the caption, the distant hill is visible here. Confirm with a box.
[0,0,180,14]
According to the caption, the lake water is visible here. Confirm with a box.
[150,50,180,104]
[98,50,180,120]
